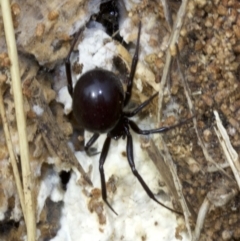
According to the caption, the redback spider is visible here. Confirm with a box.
[65,22,186,215]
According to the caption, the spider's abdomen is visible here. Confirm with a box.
[73,69,124,133]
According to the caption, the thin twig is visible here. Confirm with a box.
[0,85,26,222]
[158,0,189,123]
[193,197,210,241]
[160,0,173,29]
[0,1,36,240]
[214,110,240,189]
[158,136,193,239]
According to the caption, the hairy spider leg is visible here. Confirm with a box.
[65,27,84,97]
[124,22,142,106]
[99,136,118,215]
[125,127,183,215]
[124,92,158,117]
[128,117,193,135]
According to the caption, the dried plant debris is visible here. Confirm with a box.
[0,56,90,240]
[158,0,240,240]
[23,77,91,184]
[5,0,103,67]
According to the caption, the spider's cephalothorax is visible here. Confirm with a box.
[65,22,184,215]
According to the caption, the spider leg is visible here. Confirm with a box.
[124,22,142,106]
[124,92,158,117]
[99,136,118,215]
[125,129,182,215]
[65,27,84,97]
[84,133,100,156]
[128,117,193,135]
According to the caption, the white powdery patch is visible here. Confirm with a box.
[51,132,189,241]
[122,0,142,11]
[77,24,116,75]
[32,105,44,116]
[37,170,64,221]
[57,24,118,114]
[57,86,73,115]
[11,195,22,221]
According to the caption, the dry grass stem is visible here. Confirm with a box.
[158,0,188,122]
[160,0,173,29]
[0,85,26,222]
[168,0,188,54]
[0,0,36,240]
[214,110,240,189]
[157,136,193,239]
[157,51,172,121]
[193,198,210,241]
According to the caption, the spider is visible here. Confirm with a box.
[65,22,185,215]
